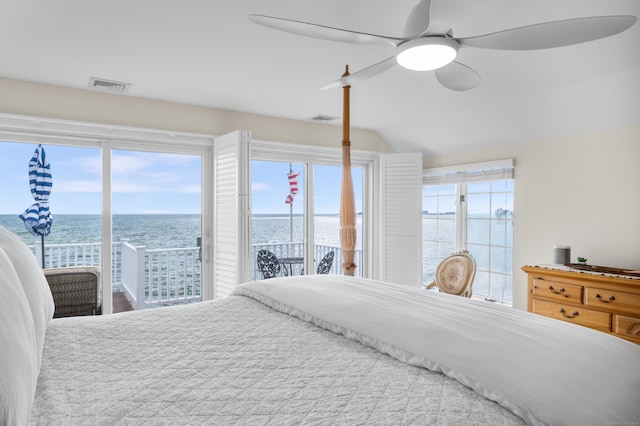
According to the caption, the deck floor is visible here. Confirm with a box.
[113,291,134,313]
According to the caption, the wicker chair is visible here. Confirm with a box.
[44,266,102,318]
[426,250,476,298]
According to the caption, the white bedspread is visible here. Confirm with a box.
[235,276,640,426]
[32,279,525,425]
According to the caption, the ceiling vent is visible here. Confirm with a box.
[88,77,131,93]
[306,114,340,122]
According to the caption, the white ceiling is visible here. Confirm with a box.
[1,0,639,156]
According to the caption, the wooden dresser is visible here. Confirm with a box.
[522,265,640,344]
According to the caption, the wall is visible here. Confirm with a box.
[423,126,640,310]
[0,78,393,153]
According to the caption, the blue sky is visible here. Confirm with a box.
[0,141,362,215]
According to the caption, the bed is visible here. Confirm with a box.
[1,226,639,426]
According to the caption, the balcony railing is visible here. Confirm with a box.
[30,241,362,310]
[250,243,363,280]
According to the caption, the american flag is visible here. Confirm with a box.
[285,193,294,205]
[285,171,300,205]
[287,171,300,194]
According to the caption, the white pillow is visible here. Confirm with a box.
[0,246,39,425]
[0,226,54,367]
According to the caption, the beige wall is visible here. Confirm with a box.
[424,126,640,310]
[0,78,393,153]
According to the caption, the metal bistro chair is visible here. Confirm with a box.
[426,250,476,298]
[256,249,281,279]
[317,251,335,274]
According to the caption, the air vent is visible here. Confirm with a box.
[306,114,340,122]
[88,77,131,93]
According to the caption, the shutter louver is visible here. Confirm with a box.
[381,153,422,286]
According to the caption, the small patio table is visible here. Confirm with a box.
[279,257,304,276]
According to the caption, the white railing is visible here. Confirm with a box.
[251,243,362,280]
[30,240,201,309]
[120,242,201,309]
[31,240,362,310]
[34,241,123,285]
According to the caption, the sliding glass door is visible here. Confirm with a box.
[251,160,306,279]
[251,159,363,279]
[111,149,203,312]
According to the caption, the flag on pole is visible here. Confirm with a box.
[287,171,300,194]
[285,171,300,205]
[285,193,294,205]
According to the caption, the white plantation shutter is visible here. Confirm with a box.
[213,130,251,298]
[423,159,514,184]
[380,152,422,286]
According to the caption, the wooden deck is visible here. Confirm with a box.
[113,291,134,313]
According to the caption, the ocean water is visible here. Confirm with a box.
[0,214,202,250]
[0,214,358,250]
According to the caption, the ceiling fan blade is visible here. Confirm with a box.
[319,57,397,90]
[403,0,432,37]
[459,15,637,50]
[403,0,452,37]
[249,14,403,47]
[434,61,481,91]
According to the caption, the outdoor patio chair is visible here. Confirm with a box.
[425,250,476,298]
[256,249,281,279]
[44,266,102,317]
[317,251,335,274]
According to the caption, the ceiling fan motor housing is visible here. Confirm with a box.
[396,36,459,71]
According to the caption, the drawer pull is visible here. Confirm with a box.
[548,286,566,295]
[559,308,579,319]
[595,294,615,303]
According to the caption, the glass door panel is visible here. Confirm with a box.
[313,164,363,276]
[0,140,103,310]
[112,149,202,312]
[251,160,305,280]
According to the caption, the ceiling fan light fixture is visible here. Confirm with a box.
[396,37,459,71]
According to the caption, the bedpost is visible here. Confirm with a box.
[340,65,357,276]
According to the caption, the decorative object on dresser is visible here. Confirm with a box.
[522,265,640,343]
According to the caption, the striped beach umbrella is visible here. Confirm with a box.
[19,145,53,267]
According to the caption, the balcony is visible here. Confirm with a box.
[31,240,362,311]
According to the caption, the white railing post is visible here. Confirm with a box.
[34,243,44,268]
[121,242,147,310]
[135,246,146,309]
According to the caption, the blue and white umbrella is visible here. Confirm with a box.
[19,145,53,267]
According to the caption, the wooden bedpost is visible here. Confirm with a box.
[340,65,357,276]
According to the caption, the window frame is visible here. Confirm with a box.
[251,139,377,278]
[422,160,514,304]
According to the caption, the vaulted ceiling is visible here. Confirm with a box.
[1,0,638,155]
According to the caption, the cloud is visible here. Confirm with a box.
[54,179,101,192]
[252,182,270,191]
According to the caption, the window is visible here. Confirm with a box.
[0,114,214,313]
[422,160,514,304]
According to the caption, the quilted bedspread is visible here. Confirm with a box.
[31,281,524,425]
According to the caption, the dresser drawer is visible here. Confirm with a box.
[532,299,610,332]
[532,276,583,304]
[613,315,640,343]
[584,287,640,316]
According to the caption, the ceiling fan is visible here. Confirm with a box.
[249,0,636,91]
